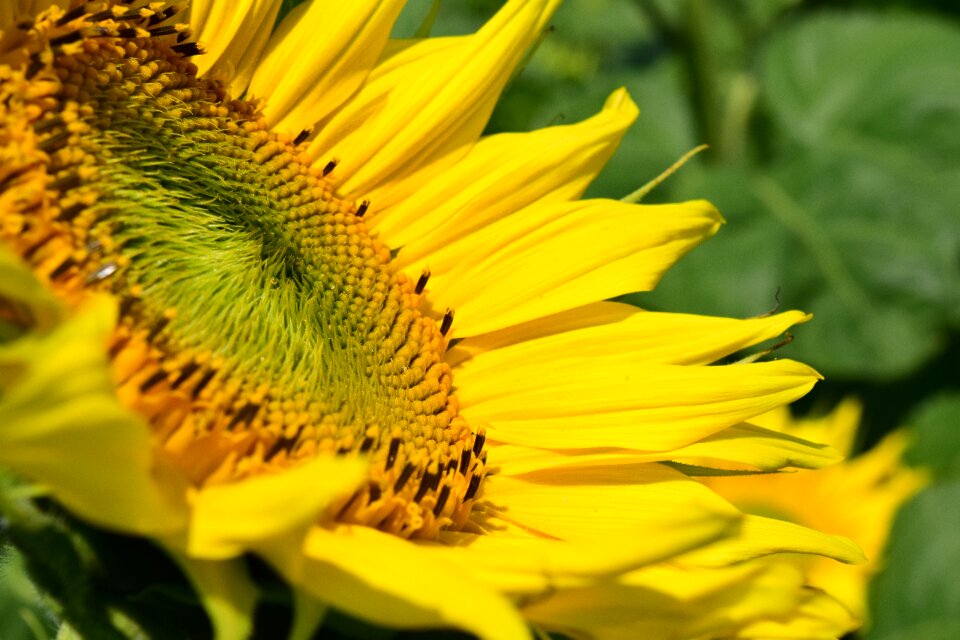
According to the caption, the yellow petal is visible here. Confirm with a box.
[665,422,842,471]
[489,420,840,477]
[372,88,639,249]
[290,525,531,640]
[0,241,65,335]
[479,462,740,548]
[754,397,863,457]
[523,562,806,640]
[445,301,636,366]
[309,0,560,199]
[419,199,722,336]
[452,307,809,371]
[166,552,259,640]
[735,588,859,639]
[433,502,738,595]
[458,358,820,451]
[0,286,187,535]
[682,514,866,567]
[190,0,283,89]
[247,0,405,132]
[188,455,366,559]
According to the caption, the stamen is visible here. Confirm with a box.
[56,6,88,26]
[49,31,83,47]
[148,25,180,37]
[433,485,451,516]
[355,199,370,218]
[386,437,401,470]
[293,128,311,145]
[148,6,178,26]
[140,370,168,393]
[464,475,482,501]
[171,361,200,389]
[440,309,455,337]
[415,269,430,295]
[171,42,203,57]
[473,428,486,456]
[393,463,415,492]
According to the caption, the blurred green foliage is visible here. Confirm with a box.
[3,1,959,638]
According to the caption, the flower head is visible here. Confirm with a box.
[1,1,866,638]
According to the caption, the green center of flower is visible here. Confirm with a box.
[0,1,486,539]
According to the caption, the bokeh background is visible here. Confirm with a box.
[2,1,959,638]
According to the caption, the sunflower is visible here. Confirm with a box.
[0,1,865,638]
[701,400,927,638]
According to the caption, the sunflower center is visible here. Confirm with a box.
[0,2,486,539]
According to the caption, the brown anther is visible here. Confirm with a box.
[59,202,86,222]
[293,128,311,145]
[108,335,131,360]
[393,462,415,492]
[386,437,400,469]
[89,10,116,22]
[415,470,438,502]
[472,428,486,456]
[49,173,82,192]
[139,370,168,393]
[148,6,178,26]
[50,31,83,47]
[23,234,55,260]
[464,475,482,501]
[171,42,203,57]
[49,257,76,279]
[26,54,43,79]
[170,361,200,388]
[433,485,451,516]
[190,369,217,399]
[227,403,261,429]
[148,25,180,37]
[39,129,71,152]
[415,269,430,295]
[458,448,471,475]
[321,158,339,176]
[145,314,171,342]
[56,5,88,26]
[355,199,370,218]
[440,309,454,337]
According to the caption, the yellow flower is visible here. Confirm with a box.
[702,401,927,638]
[0,1,865,638]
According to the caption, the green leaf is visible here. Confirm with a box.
[0,544,55,640]
[868,480,960,639]
[756,12,960,377]
[646,12,960,379]
[905,393,960,479]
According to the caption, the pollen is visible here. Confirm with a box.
[0,1,486,540]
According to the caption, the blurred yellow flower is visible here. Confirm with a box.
[0,1,867,638]
[703,400,927,638]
